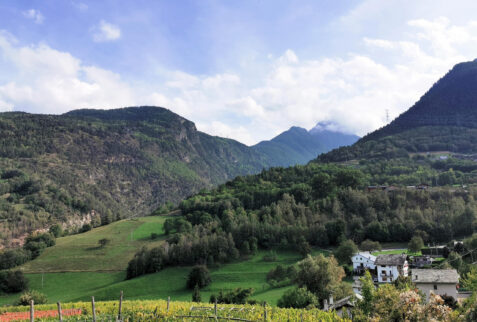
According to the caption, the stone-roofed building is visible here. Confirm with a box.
[375,254,408,283]
[412,269,460,300]
[352,252,376,274]
[324,294,362,318]
[411,255,433,268]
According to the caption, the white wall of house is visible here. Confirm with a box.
[416,283,458,300]
[377,261,408,283]
[352,253,376,270]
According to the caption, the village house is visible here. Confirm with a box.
[324,294,362,318]
[411,255,433,268]
[375,254,408,283]
[417,183,430,190]
[412,269,459,301]
[351,252,377,275]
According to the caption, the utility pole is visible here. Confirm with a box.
[386,109,390,123]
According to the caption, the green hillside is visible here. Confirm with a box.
[20,216,169,273]
[253,127,327,166]
[0,215,312,306]
[0,106,273,247]
[253,126,358,167]
[319,59,477,162]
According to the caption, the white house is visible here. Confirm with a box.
[412,269,459,301]
[352,252,376,274]
[375,254,408,283]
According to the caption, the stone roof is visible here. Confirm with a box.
[375,254,407,266]
[326,294,362,311]
[412,269,459,284]
[352,252,376,261]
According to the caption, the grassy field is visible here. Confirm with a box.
[0,216,317,306]
[21,216,170,273]
[371,249,420,256]
[0,250,303,306]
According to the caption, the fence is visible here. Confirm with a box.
[21,292,273,322]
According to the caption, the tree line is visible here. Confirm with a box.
[127,163,477,279]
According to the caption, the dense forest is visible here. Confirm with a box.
[126,161,477,278]
[0,107,275,247]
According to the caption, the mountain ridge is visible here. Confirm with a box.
[0,106,270,246]
[253,124,359,166]
[318,59,477,162]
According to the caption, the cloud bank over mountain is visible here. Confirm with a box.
[2,1,477,144]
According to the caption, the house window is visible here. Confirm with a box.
[433,285,438,290]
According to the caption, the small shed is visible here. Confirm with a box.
[324,294,362,318]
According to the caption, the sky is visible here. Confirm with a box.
[1,1,477,145]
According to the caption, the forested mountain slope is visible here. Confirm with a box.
[309,122,359,151]
[0,106,271,246]
[253,127,325,166]
[253,125,358,167]
[319,59,477,162]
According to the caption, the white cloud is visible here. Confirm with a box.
[150,17,477,144]
[3,16,477,145]
[196,121,256,145]
[0,34,135,114]
[364,38,396,49]
[23,9,44,24]
[92,21,121,42]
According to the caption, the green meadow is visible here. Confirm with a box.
[0,216,318,306]
[20,216,170,273]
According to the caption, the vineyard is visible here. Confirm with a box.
[0,299,347,321]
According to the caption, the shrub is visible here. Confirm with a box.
[17,290,48,305]
[0,249,31,270]
[0,270,28,293]
[81,224,92,233]
[298,241,312,258]
[192,284,201,302]
[266,265,287,283]
[360,239,382,252]
[277,287,318,308]
[262,251,277,262]
[441,294,458,309]
[186,265,211,289]
[98,238,110,248]
[49,224,62,238]
[23,233,56,259]
[210,288,254,304]
[23,241,46,259]
[334,239,358,265]
[408,236,424,253]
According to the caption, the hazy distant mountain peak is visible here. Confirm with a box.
[309,121,341,133]
[252,122,359,167]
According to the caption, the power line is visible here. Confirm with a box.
[434,245,477,268]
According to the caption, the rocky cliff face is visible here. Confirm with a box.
[0,106,270,246]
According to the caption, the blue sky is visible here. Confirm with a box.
[1,1,477,144]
